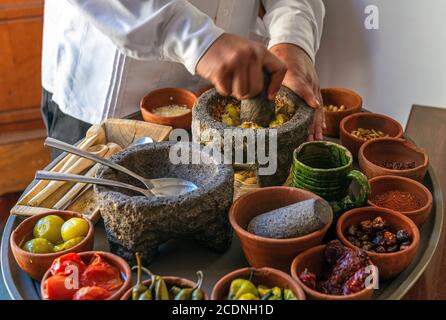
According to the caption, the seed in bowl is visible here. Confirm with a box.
[324,105,346,112]
[152,104,189,117]
[350,128,388,141]
[346,216,412,253]
[380,160,416,170]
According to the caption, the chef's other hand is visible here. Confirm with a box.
[270,43,325,141]
[196,33,286,101]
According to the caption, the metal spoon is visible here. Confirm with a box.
[35,171,181,197]
[44,137,198,196]
[129,136,153,147]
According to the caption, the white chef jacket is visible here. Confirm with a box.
[42,0,324,124]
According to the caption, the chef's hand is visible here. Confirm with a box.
[196,33,286,101]
[270,43,325,141]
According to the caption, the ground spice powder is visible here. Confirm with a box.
[371,190,422,212]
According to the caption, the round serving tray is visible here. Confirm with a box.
[1,135,443,300]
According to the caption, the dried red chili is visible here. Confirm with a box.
[371,190,422,212]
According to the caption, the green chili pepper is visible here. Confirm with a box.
[154,276,170,300]
[131,253,148,300]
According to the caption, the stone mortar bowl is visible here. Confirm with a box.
[192,87,314,186]
[95,141,234,264]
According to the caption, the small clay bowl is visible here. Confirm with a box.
[321,88,362,137]
[336,207,420,280]
[10,211,94,280]
[290,245,374,300]
[121,276,209,300]
[211,267,306,300]
[41,251,132,300]
[340,113,403,158]
[358,137,429,182]
[368,175,433,227]
[140,87,197,129]
[229,186,333,272]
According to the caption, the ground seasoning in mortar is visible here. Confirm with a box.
[371,190,422,212]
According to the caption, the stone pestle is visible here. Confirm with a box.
[247,198,332,239]
[240,69,275,127]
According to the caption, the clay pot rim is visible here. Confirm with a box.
[321,87,363,115]
[367,175,433,216]
[229,186,333,244]
[140,87,196,121]
[359,137,429,173]
[290,245,375,300]
[211,267,306,300]
[40,250,132,300]
[293,141,353,173]
[10,211,94,260]
[120,275,209,300]
[340,113,404,144]
[336,206,420,259]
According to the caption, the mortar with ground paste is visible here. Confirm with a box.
[192,87,314,187]
[95,142,234,264]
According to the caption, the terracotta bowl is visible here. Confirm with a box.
[229,186,333,272]
[121,276,209,300]
[211,267,306,300]
[340,113,403,158]
[368,175,433,227]
[336,207,420,280]
[321,88,362,137]
[41,251,132,300]
[140,87,197,129]
[290,245,374,300]
[10,211,94,280]
[358,138,429,182]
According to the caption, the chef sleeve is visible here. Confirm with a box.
[68,0,224,74]
[262,0,325,63]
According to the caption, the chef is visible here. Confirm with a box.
[41,0,325,152]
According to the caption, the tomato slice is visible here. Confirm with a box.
[80,254,123,291]
[43,275,78,300]
[73,286,111,300]
[50,252,86,276]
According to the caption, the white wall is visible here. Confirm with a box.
[316,0,446,127]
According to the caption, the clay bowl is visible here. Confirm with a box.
[368,175,433,227]
[121,276,209,300]
[211,267,306,300]
[229,186,333,272]
[321,88,362,137]
[337,207,420,280]
[358,137,429,182]
[340,112,403,158]
[41,251,132,300]
[10,211,94,280]
[290,245,374,300]
[140,87,197,129]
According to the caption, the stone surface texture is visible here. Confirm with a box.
[192,87,314,187]
[95,142,234,264]
[247,198,333,239]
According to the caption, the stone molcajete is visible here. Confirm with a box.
[95,142,234,264]
[192,87,314,187]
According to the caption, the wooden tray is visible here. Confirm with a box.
[10,118,172,222]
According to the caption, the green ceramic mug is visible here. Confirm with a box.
[292,141,370,215]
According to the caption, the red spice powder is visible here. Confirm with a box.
[371,190,422,212]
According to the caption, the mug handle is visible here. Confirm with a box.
[331,170,371,216]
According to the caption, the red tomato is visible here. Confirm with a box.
[73,286,111,300]
[80,254,122,291]
[43,275,78,300]
[50,252,86,276]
